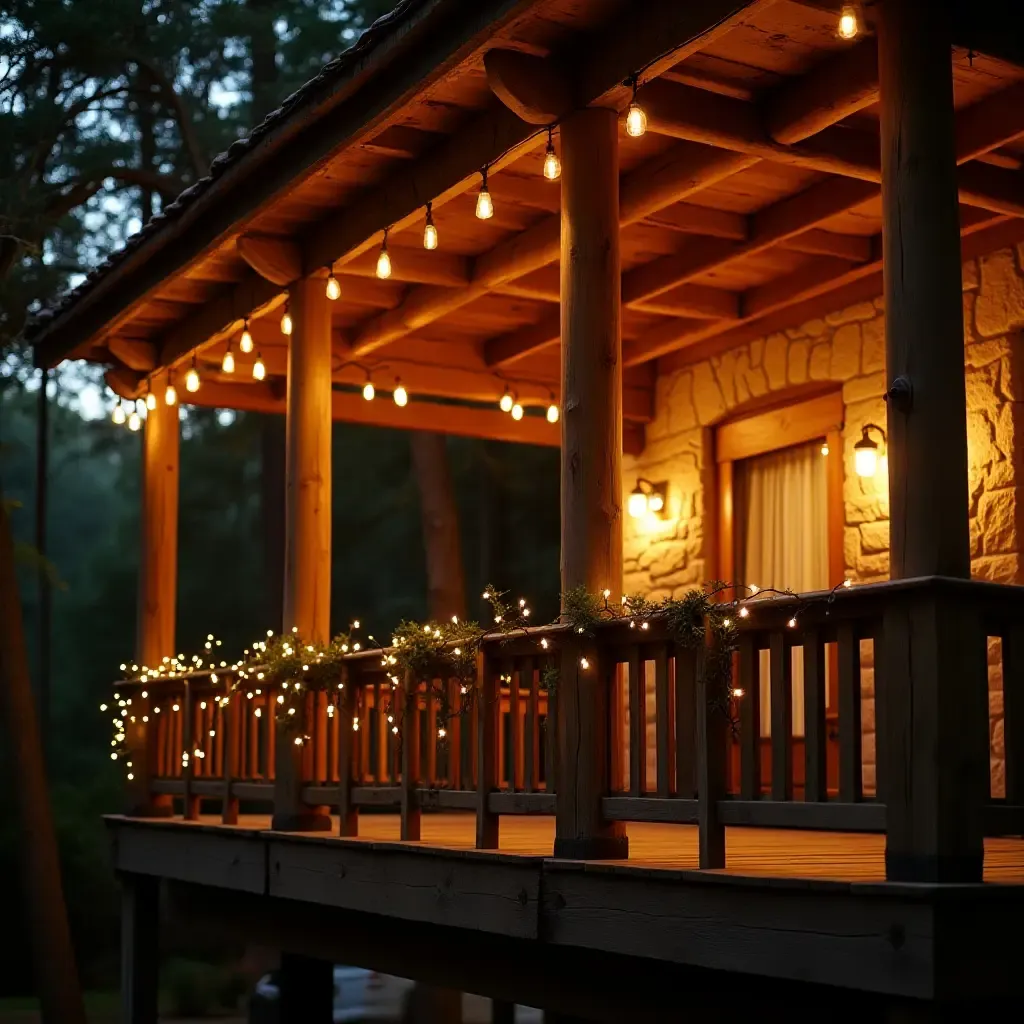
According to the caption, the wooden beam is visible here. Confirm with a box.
[483,49,574,124]
[340,246,469,287]
[484,312,560,368]
[107,338,156,373]
[956,82,1024,162]
[237,234,303,286]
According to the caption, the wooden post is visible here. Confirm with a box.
[555,105,627,860]
[877,2,986,882]
[128,369,177,818]
[273,275,333,832]
[121,873,160,1024]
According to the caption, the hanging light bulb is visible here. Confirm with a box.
[546,402,559,424]
[239,319,254,353]
[325,268,341,301]
[423,202,438,250]
[145,385,157,411]
[253,352,266,381]
[475,168,494,220]
[543,128,561,181]
[112,401,126,425]
[838,3,859,39]
[185,357,200,393]
[128,402,142,432]
[222,343,235,374]
[393,380,408,407]
[625,78,647,138]
[165,375,177,406]
[376,228,392,279]
[362,379,375,401]
[511,402,524,421]
[499,388,514,413]
[280,303,293,336]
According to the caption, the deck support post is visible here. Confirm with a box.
[120,873,160,1024]
[877,0,986,882]
[129,369,177,818]
[554,106,627,861]
[273,275,333,832]
[279,953,333,1023]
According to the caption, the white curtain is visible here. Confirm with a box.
[735,441,829,735]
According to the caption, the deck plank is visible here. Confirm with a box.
[156,812,1024,883]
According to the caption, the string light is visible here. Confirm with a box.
[251,352,266,380]
[625,77,647,137]
[377,228,392,279]
[820,442,829,457]
[423,202,438,250]
[185,356,200,393]
[499,388,514,413]
[240,319,254,353]
[393,380,408,407]
[222,342,235,374]
[128,402,142,432]
[112,400,126,425]
[165,374,177,406]
[543,128,561,181]
[362,378,375,401]
[475,167,494,220]
[326,268,342,301]
[280,303,293,336]
[145,384,157,411]
[546,402,559,424]
[511,402,524,421]
[838,3,859,39]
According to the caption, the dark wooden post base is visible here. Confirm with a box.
[279,953,333,1023]
[121,873,160,1024]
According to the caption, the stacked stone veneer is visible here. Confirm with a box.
[623,246,1024,796]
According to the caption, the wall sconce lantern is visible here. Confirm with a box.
[628,478,667,519]
[854,423,886,478]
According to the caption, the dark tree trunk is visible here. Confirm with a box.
[0,498,87,1024]
[411,432,467,621]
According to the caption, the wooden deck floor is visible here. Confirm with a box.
[177,812,1024,883]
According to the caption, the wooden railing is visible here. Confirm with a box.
[119,577,1024,879]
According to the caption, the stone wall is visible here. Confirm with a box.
[623,245,1024,795]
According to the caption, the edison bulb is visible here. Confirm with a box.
[222,348,235,374]
[854,446,878,478]
[280,310,293,336]
[423,222,438,250]
[625,101,647,138]
[499,391,514,413]
[146,391,157,411]
[128,409,141,431]
[253,355,266,381]
[165,382,177,406]
[838,4,858,39]
[185,367,200,393]
[647,492,665,514]
[326,273,341,301]
[362,381,375,401]
[239,325,253,353]
[475,186,494,220]
[112,402,126,425]
[543,146,561,181]
[546,403,559,423]
[393,384,408,407]
[511,402,524,421]
[627,490,648,519]
[376,247,392,279]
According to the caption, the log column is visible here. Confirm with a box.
[554,106,627,860]
[272,275,333,832]
[878,0,987,882]
[128,369,178,817]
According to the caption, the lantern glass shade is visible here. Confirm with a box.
[647,492,665,514]
[625,102,647,138]
[475,187,494,220]
[628,488,648,519]
[854,438,879,478]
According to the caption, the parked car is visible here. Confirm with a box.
[248,967,543,1023]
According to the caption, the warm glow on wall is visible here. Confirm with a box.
[628,478,667,519]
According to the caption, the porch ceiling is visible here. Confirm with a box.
[27,0,1024,441]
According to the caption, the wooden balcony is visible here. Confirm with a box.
[108,575,1024,1013]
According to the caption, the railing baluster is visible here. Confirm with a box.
[675,643,696,798]
[837,622,862,802]
[477,651,499,848]
[1002,623,1024,809]
[524,658,537,793]
[544,655,557,793]
[655,644,671,799]
[338,668,357,836]
[222,694,240,825]
[426,682,438,786]
[628,647,645,797]
[314,690,327,785]
[695,628,726,869]
[401,673,421,841]
[769,632,793,801]
[738,634,761,799]
[803,629,827,803]
[448,678,462,790]
[183,681,198,820]
[266,691,276,782]
[510,660,522,792]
